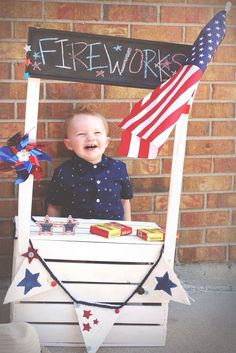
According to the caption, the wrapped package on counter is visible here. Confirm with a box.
[90,222,132,238]
[136,228,165,242]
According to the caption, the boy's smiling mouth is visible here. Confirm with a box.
[84,144,97,150]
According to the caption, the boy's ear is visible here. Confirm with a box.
[64,138,73,151]
[106,136,111,147]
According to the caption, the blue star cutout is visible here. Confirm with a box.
[17,268,41,294]
[154,272,177,296]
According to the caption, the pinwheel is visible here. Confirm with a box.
[0,132,51,184]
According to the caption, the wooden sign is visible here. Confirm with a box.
[27,27,191,89]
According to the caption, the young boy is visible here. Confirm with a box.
[46,105,133,221]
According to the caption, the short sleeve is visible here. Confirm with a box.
[46,167,65,206]
[120,163,133,200]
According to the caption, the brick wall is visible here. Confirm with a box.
[0,0,235,280]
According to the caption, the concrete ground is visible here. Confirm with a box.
[1,263,236,353]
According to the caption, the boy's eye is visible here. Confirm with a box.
[95,131,102,134]
[77,133,85,136]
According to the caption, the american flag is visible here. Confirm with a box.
[118,9,227,159]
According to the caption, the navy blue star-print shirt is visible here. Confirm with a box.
[47,154,133,220]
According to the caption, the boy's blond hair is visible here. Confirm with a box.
[64,105,109,137]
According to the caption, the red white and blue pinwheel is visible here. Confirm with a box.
[0,132,51,184]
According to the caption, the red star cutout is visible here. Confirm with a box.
[83,310,92,319]
[22,247,39,263]
[36,215,54,235]
[83,323,91,332]
[93,318,99,325]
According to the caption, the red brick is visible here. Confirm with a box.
[0,103,14,119]
[74,23,128,37]
[0,182,14,198]
[233,211,236,225]
[0,238,13,255]
[132,177,170,193]
[131,195,153,212]
[104,5,157,22]
[0,62,11,79]
[0,200,17,217]
[161,6,213,24]
[0,257,12,277]
[191,103,234,119]
[229,246,236,261]
[74,102,131,120]
[0,83,27,99]
[187,121,209,136]
[194,83,210,100]
[131,25,183,42]
[213,157,236,173]
[183,176,232,192]
[212,121,236,137]
[0,220,14,237]
[162,157,212,174]
[130,159,160,176]
[212,84,236,100]
[1,1,42,18]
[226,8,236,26]
[155,194,204,211]
[181,211,229,227]
[104,85,150,100]
[177,229,204,245]
[178,246,226,263]
[48,122,64,139]
[206,228,236,243]
[46,82,101,100]
[0,21,11,38]
[14,21,71,39]
[132,213,167,228]
[38,103,73,120]
[0,42,24,60]
[203,65,236,81]
[214,46,236,64]
[186,139,234,156]
[0,122,24,139]
[207,193,236,208]
[45,2,100,21]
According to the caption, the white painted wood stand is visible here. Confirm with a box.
[10,77,188,347]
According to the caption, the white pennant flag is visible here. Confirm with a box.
[138,255,191,305]
[74,303,121,353]
[4,256,57,304]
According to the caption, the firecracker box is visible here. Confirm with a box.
[90,222,132,238]
[136,228,165,242]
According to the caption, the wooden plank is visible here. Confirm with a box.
[40,261,152,283]
[29,239,162,263]
[13,303,168,325]
[33,323,167,346]
[20,282,168,304]
[17,78,40,254]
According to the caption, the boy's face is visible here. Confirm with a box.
[64,114,110,164]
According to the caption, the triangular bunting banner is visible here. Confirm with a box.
[74,303,121,353]
[138,255,190,305]
[4,257,57,304]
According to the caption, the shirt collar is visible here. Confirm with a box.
[71,154,110,171]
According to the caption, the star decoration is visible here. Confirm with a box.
[31,61,42,71]
[95,70,105,78]
[83,323,91,332]
[62,215,78,234]
[154,272,177,296]
[22,247,39,263]
[36,215,54,235]
[93,318,99,325]
[25,58,31,67]
[83,310,92,319]
[17,268,41,294]
[24,44,31,52]
[113,44,122,51]
[23,72,30,79]
[33,51,41,60]
[161,59,172,70]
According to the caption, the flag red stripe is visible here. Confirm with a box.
[117,130,132,157]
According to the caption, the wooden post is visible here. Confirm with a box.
[17,78,40,254]
[163,113,189,267]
